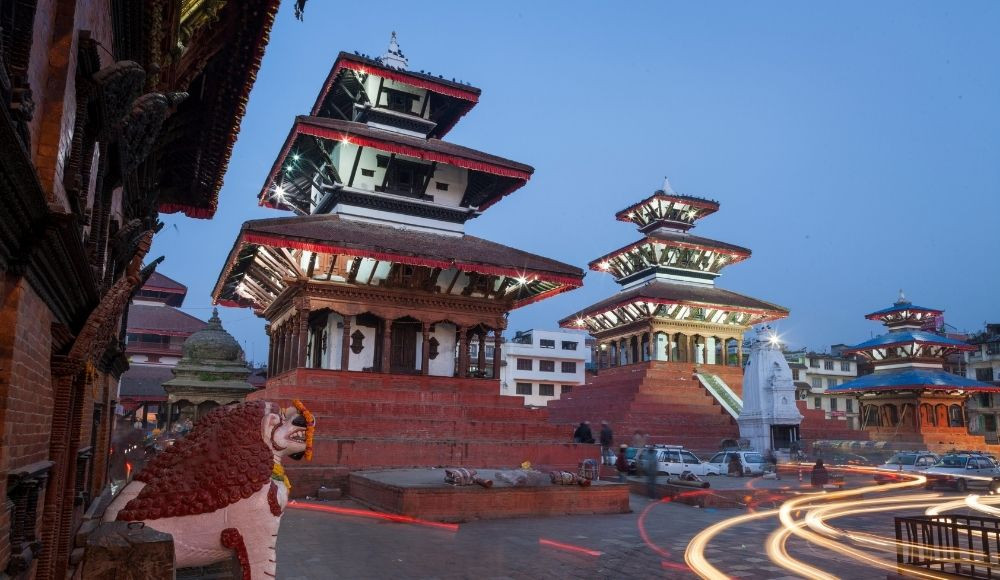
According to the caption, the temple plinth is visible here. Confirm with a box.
[212,35,589,493]
[829,292,999,452]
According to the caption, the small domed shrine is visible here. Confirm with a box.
[162,308,256,425]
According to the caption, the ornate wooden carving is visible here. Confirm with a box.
[428,336,439,360]
[350,330,365,354]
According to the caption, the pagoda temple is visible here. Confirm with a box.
[212,35,589,492]
[560,178,788,368]
[547,180,862,453]
[829,293,999,452]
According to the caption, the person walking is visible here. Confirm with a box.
[599,421,614,465]
[615,444,630,483]
[645,447,659,498]
[810,458,829,488]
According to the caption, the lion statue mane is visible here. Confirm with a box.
[105,400,314,580]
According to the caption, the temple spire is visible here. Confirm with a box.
[895,288,908,305]
[380,31,408,70]
[662,176,676,195]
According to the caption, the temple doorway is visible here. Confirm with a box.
[391,318,421,374]
[770,424,800,450]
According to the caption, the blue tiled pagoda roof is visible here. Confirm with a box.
[845,330,973,352]
[865,302,942,318]
[828,369,999,393]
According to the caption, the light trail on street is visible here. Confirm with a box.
[684,463,1000,578]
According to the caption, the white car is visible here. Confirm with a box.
[873,452,938,484]
[922,454,1000,493]
[636,446,721,477]
[706,450,770,476]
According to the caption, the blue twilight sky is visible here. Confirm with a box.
[150,1,1000,365]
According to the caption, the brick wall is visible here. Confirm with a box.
[0,279,54,573]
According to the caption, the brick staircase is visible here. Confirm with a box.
[250,368,596,496]
[547,362,742,455]
[547,361,869,456]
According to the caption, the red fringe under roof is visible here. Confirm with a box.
[311,58,480,118]
[240,232,583,287]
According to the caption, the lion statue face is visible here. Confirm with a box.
[263,403,313,461]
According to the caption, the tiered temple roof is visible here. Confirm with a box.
[560,179,787,336]
[831,294,997,394]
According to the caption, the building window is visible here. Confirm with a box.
[823,360,834,370]
[814,397,822,409]
[827,378,838,388]
[809,358,820,368]
[516,358,532,371]
[384,88,418,113]
[561,341,578,350]
[360,168,375,177]
[561,361,577,374]
[539,384,555,396]
[846,399,853,412]
[988,343,1000,355]
[561,385,573,395]
[980,393,992,407]
[811,377,822,390]
[977,368,995,382]
[539,360,555,372]
[830,398,838,412]
[5,462,51,576]
[516,383,532,395]
[375,155,431,197]
[539,339,556,349]
[840,361,851,372]
[435,181,449,191]
[792,369,800,380]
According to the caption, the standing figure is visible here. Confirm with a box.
[728,453,743,477]
[599,421,614,465]
[631,430,646,449]
[645,448,660,498]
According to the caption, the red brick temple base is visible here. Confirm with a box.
[348,469,630,522]
[547,361,866,455]
[250,369,596,497]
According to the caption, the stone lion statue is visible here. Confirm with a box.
[104,400,314,580]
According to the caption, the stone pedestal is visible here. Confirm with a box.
[82,521,174,580]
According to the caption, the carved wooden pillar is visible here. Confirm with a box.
[477,330,487,376]
[265,324,274,372]
[492,331,502,379]
[282,323,293,374]
[686,335,694,363]
[381,318,392,373]
[296,306,309,369]
[456,326,466,377]
[341,316,352,371]
[421,322,430,376]
[737,339,744,368]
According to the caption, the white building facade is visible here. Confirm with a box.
[500,330,590,406]
[785,349,860,429]
[965,324,1000,440]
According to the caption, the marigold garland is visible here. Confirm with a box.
[292,399,315,461]
[271,463,291,490]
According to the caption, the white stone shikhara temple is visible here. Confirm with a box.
[738,327,804,453]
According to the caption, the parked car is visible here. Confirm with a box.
[922,453,1000,493]
[706,450,770,476]
[635,445,721,477]
[873,451,939,484]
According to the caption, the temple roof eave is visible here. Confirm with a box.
[587,235,751,272]
[828,369,999,394]
[258,117,533,213]
[842,330,976,353]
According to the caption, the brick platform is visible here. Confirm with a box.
[547,361,867,455]
[250,369,597,497]
[348,469,631,522]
